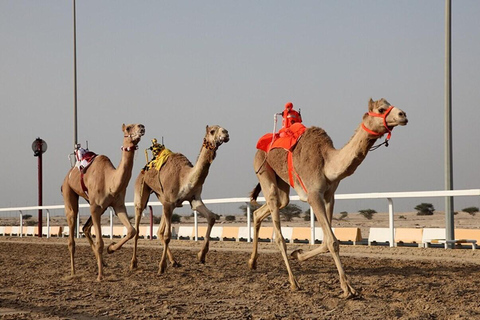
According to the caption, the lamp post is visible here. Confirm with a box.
[32,138,47,237]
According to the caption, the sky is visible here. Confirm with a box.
[1,0,479,216]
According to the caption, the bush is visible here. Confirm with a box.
[171,213,181,223]
[338,211,348,220]
[462,207,479,216]
[152,216,161,224]
[22,214,32,220]
[280,204,303,222]
[225,215,236,222]
[358,209,376,220]
[415,203,435,216]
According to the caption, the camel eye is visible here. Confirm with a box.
[378,108,385,114]
[210,130,215,135]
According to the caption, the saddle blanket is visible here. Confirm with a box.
[256,123,306,153]
[145,148,173,172]
[75,150,97,171]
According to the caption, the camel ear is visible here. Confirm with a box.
[205,125,209,133]
[368,98,374,111]
[122,124,126,131]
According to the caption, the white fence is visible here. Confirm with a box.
[1,189,479,247]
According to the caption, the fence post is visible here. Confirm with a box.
[149,205,153,240]
[310,206,315,245]
[19,211,23,238]
[110,209,114,240]
[247,203,251,243]
[46,209,50,238]
[194,210,198,241]
[388,198,395,247]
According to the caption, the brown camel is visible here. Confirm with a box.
[130,125,230,273]
[62,123,145,281]
[249,98,408,298]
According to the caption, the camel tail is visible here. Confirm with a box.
[250,183,262,205]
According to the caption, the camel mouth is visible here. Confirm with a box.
[219,135,230,144]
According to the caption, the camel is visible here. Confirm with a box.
[130,125,230,273]
[249,98,408,298]
[61,123,145,281]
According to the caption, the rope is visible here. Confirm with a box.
[369,138,389,151]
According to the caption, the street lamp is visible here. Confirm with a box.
[32,138,47,237]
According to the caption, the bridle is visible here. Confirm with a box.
[361,105,394,151]
[121,145,138,152]
[122,134,140,152]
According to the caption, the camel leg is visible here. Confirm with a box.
[157,213,178,267]
[90,205,105,281]
[291,191,336,262]
[130,176,150,269]
[248,203,270,270]
[309,193,357,298]
[63,186,78,277]
[82,217,95,250]
[107,204,135,254]
[271,203,300,290]
[158,203,174,274]
[191,200,216,264]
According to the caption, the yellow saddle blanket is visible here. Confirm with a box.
[145,148,173,172]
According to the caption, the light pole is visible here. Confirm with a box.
[32,138,47,237]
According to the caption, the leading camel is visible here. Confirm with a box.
[130,125,229,273]
[249,98,408,298]
[62,123,145,281]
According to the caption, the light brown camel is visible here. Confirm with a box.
[130,125,230,273]
[62,123,145,281]
[249,98,408,298]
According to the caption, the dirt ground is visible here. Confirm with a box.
[1,237,480,320]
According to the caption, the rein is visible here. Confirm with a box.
[361,105,394,151]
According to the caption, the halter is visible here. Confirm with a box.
[121,145,138,152]
[361,105,394,151]
[203,138,218,150]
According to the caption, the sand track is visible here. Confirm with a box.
[1,237,480,319]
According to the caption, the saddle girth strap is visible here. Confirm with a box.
[80,172,89,199]
[287,151,308,193]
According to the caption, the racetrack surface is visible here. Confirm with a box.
[1,237,480,319]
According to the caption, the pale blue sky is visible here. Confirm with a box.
[1,1,479,214]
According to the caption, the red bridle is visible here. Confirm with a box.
[361,105,394,140]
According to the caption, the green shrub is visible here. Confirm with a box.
[358,209,376,220]
[225,215,236,222]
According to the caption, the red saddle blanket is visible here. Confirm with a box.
[256,123,306,153]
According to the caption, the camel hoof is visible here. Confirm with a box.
[107,243,116,254]
[248,259,257,270]
[197,252,206,264]
[172,261,181,268]
[290,249,303,260]
[341,289,360,299]
[290,284,301,291]
[130,260,138,270]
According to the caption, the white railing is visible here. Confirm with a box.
[1,189,479,246]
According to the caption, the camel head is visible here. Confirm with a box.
[363,98,408,137]
[204,125,230,149]
[122,123,146,146]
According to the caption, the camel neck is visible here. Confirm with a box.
[111,145,136,194]
[190,146,215,185]
[326,124,377,181]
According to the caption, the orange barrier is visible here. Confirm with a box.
[394,228,423,247]
[334,228,362,245]
[221,226,239,241]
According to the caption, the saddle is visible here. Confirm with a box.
[256,123,307,192]
[74,150,97,199]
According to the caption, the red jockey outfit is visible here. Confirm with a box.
[282,102,302,129]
